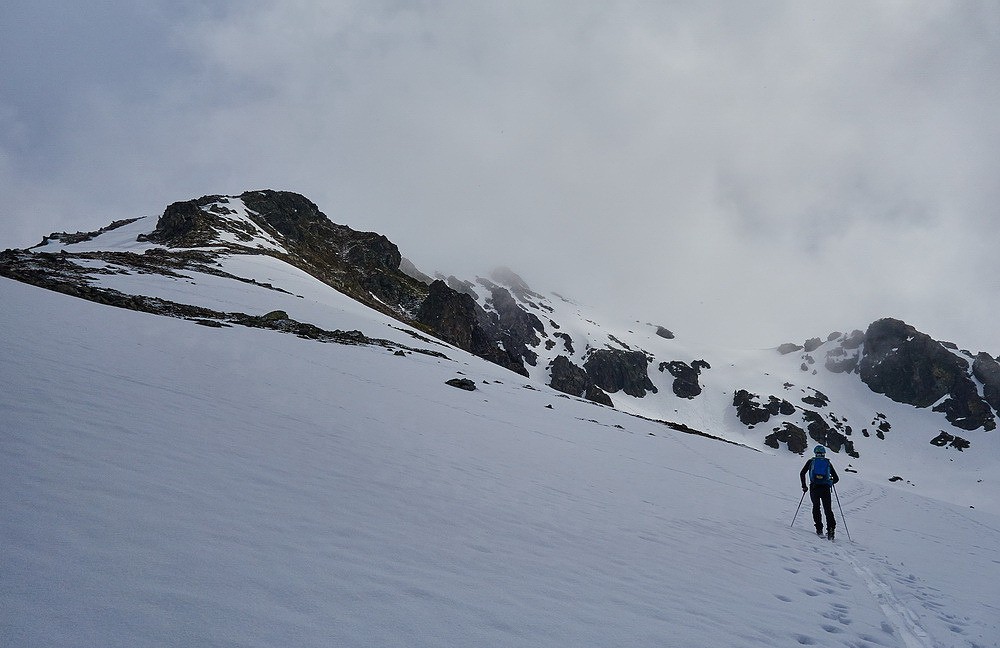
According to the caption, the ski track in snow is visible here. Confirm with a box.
[828,483,993,648]
[847,555,933,648]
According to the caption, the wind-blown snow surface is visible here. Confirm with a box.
[2,276,999,647]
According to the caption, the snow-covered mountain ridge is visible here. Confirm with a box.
[2,189,998,511]
[3,190,1000,646]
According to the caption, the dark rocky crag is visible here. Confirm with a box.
[764,422,808,454]
[749,319,997,458]
[547,355,614,406]
[415,280,531,376]
[478,278,546,370]
[972,352,1000,414]
[858,318,996,431]
[733,387,858,457]
[733,390,796,427]
[660,360,710,399]
[143,191,429,318]
[584,349,657,398]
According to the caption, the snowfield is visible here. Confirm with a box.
[3,276,999,647]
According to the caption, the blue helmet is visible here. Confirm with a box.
[814,445,826,456]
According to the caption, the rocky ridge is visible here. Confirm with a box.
[3,189,998,472]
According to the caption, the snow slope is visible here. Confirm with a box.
[3,276,999,647]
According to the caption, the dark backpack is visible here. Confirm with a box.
[811,457,832,485]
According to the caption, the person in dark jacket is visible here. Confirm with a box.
[800,445,839,539]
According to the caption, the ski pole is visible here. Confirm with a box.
[832,484,851,541]
[790,489,806,527]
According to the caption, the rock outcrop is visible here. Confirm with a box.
[143,190,429,317]
[764,422,808,454]
[858,318,995,431]
[802,410,859,457]
[654,326,675,340]
[480,280,545,368]
[733,390,796,427]
[777,343,803,355]
[973,353,1000,414]
[548,355,614,406]
[583,349,657,398]
[660,360,710,399]
[415,280,529,376]
[445,378,478,391]
[929,431,970,451]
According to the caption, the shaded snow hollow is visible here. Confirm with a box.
[2,275,999,648]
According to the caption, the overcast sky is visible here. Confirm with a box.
[2,1,998,350]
